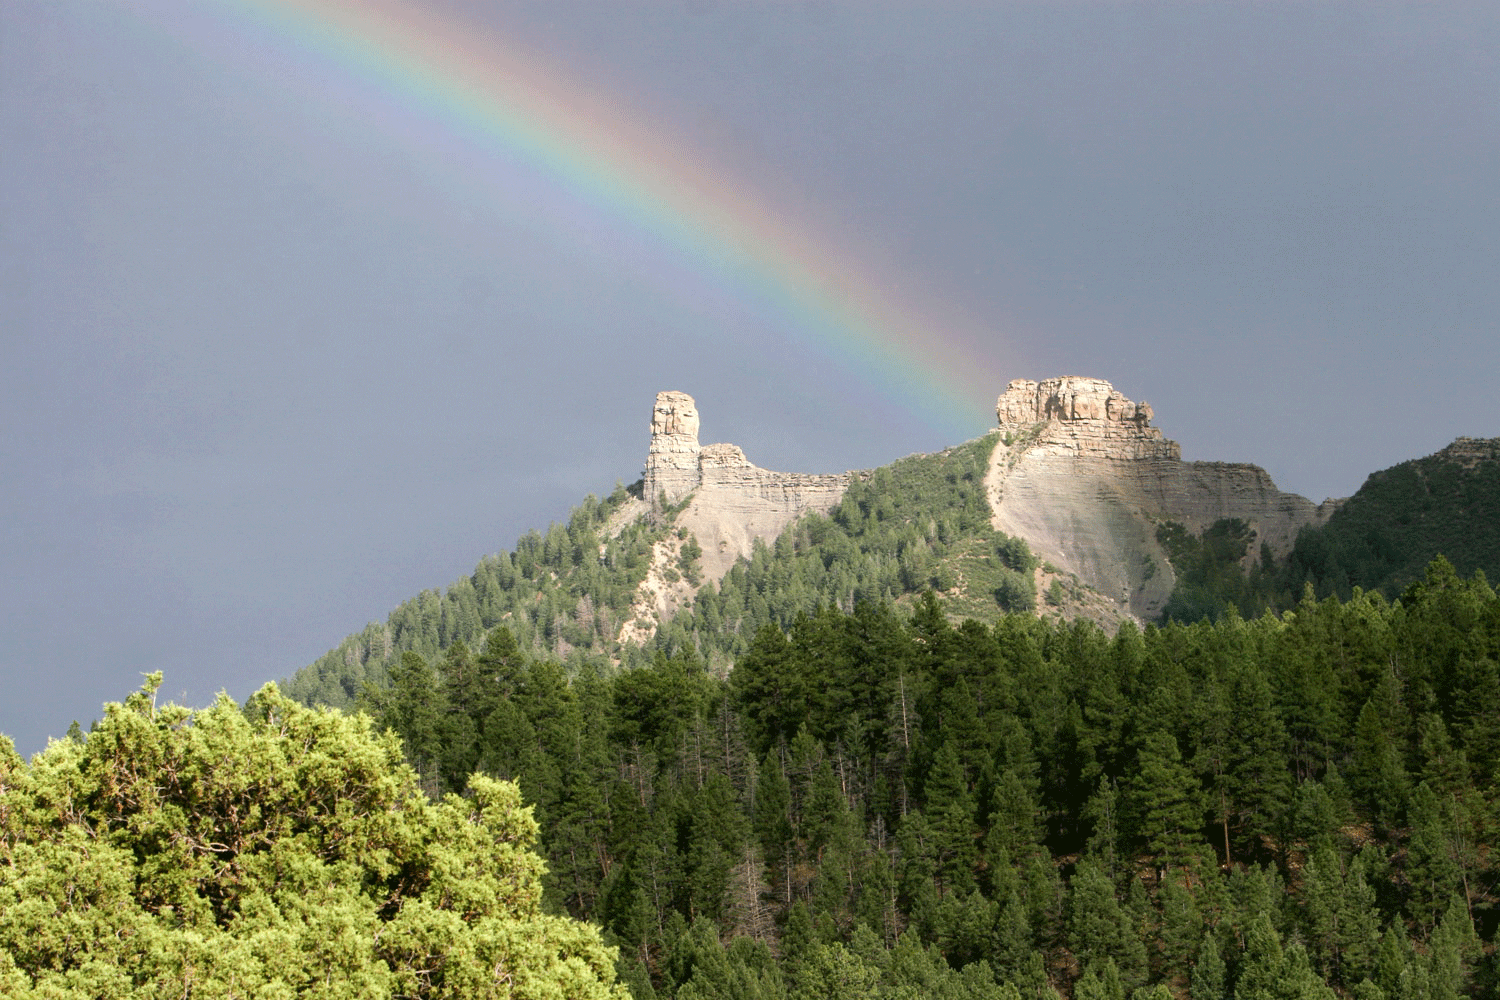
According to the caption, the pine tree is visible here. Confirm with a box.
[896,810,941,939]
[1190,931,1226,1000]
[1347,678,1410,831]
[1405,781,1460,933]
[1068,857,1148,989]
[1157,874,1201,982]
[373,650,447,794]
[1128,729,1203,877]
[987,766,1044,862]
[990,888,1034,982]
[1083,776,1123,879]
[755,750,796,910]
[1335,852,1383,987]
[1234,913,1287,1000]
[926,737,981,894]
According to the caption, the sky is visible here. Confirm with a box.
[3,1,1497,754]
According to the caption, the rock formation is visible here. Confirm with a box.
[987,376,1340,619]
[643,390,702,507]
[628,381,1341,637]
[682,441,852,581]
[625,393,854,642]
[995,377,1173,460]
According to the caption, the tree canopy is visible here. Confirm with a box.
[0,675,626,1000]
[360,562,1500,999]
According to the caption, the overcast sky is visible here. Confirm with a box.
[4,1,1497,753]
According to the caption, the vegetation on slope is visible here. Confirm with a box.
[1285,438,1500,601]
[284,485,662,709]
[653,434,1037,669]
[1158,439,1500,624]
[285,435,1036,703]
[367,558,1500,1000]
[0,676,625,999]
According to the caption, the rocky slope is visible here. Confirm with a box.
[642,390,852,582]
[986,376,1340,619]
[619,391,856,644]
[622,380,1343,636]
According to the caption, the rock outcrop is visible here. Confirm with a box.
[643,390,702,506]
[628,381,1340,637]
[623,392,854,643]
[682,441,851,582]
[987,376,1340,619]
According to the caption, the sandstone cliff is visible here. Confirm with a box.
[626,381,1341,640]
[987,376,1340,619]
[624,391,853,642]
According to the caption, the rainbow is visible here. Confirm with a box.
[136,0,1012,436]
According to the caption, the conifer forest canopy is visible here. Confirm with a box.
[10,557,1498,997]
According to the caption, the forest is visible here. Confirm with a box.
[365,557,1500,1000]
[283,433,1500,715]
[7,433,1498,996]
[283,434,1039,710]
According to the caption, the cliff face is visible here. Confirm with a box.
[987,377,1339,618]
[625,392,853,643]
[642,390,702,506]
[630,381,1339,635]
[684,442,851,581]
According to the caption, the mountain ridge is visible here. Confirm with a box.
[985,376,1341,619]
[282,380,1497,708]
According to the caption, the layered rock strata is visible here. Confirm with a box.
[635,391,852,600]
[988,376,1340,619]
[643,390,702,506]
[633,381,1339,635]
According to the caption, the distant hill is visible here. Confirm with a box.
[1283,436,1500,599]
[1155,437,1500,622]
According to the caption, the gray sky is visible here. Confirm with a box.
[4,1,1496,754]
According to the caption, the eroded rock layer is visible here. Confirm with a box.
[643,390,702,506]
[636,392,852,601]
[987,376,1339,619]
[683,442,852,582]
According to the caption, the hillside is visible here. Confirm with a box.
[285,383,1496,707]
[1153,437,1500,623]
[284,412,1040,707]
[1284,437,1500,599]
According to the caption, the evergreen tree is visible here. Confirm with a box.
[756,750,797,910]
[1405,782,1460,933]
[1347,676,1410,831]
[370,649,447,793]
[1068,857,1148,989]
[1335,852,1383,987]
[926,737,981,894]
[1128,729,1203,876]
[1190,931,1226,1000]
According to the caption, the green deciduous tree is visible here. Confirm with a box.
[0,676,625,999]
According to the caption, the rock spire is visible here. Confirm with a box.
[643,390,702,507]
